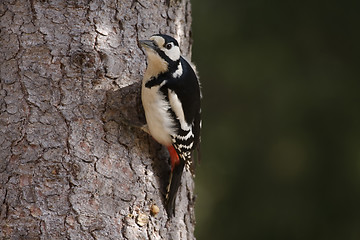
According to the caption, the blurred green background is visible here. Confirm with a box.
[191,0,360,239]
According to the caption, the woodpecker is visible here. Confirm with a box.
[139,34,201,216]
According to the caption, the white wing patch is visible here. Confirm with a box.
[168,89,190,131]
[172,62,183,78]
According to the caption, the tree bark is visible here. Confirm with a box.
[0,0,195,239]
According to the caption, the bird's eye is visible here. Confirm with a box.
[165,43,172,50]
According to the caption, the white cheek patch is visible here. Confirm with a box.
[172,62,183,78]
[164,45,180,61]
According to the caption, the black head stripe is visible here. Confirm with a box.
[150,34,180,69]
[152,34,179,47]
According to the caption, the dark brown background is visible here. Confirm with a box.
[192,0,360,239]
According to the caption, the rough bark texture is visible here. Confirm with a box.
[0,0,195,239]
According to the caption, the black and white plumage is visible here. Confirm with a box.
[139,34,201,216]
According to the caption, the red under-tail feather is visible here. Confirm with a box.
[165,146,185,217]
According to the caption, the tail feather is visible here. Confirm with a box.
[165,159,185,217]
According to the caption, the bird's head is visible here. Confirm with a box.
[140,34,181,74]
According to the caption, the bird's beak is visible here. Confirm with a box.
[140,40,157,50]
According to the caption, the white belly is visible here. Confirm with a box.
[141,82,174,146]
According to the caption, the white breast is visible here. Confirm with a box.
[141,81,175,146]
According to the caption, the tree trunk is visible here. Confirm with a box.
[0,0,195,239]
